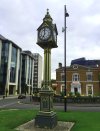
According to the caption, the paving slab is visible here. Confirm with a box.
[16,119,74,131]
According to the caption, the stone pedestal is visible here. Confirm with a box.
[35,111,57,129]
[35,90,57,129]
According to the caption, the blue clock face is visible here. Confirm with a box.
[39,27,51,40]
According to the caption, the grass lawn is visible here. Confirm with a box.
[0,109,100,131]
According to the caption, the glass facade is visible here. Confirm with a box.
[0,42,9,95]
[21,55,26,93]
[0,35,36,95]
[0,42,9,82]
[21,53,34,94]
[17,52,21,94]
[10,46,17,83]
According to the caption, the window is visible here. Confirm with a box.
[88,86,92,95]
[72,73,80,82]
[86,72,93,81]
[61,73,65,81]
[86,84,93,96]
[61,85,65,93]
[73,64,78,69]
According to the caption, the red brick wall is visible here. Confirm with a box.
[56,66,100,96]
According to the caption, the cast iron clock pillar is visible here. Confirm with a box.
[35,9,58,129]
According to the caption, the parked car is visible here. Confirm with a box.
[18,94,26,99]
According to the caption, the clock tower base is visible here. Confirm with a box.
[35,89,57,129]
[35,111,57,129]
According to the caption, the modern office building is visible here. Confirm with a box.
[0,34,22,96]
[21,51,34,94]
[56,63,100,96]
[33,53,42,92]
[0,34,43,96]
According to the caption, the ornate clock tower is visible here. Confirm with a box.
[35,9,58,129]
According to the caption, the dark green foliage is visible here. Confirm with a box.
[69,92,74,97]
[75,92,81,97]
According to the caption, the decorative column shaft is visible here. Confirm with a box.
[43,48,51,89]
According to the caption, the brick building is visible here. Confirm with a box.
[56,63,100,96]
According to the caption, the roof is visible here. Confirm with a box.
[0,34,22,50]
[56,64,99,72]
[22,50,34,59]
[71,57,100,68]
[0,34,7,40]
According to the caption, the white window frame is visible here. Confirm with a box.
[86,84,93,96]
[61,84,65,92]
[86,72,93,82]
[72,73,80,82]
[61,73,65,81]
[71,83,81,94]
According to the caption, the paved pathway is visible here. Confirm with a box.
[16,120,74,131]
[1,95,100,112]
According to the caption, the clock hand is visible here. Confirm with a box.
[42,28,46,39]
[41,29,45,38]
[44,28,46,36]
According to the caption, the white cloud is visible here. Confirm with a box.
[0,0,100,79]
[84,15,100,25]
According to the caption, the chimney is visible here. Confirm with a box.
[58,63,62,68]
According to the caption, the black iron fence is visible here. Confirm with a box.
[53,96,100,104]
[32,95,100,104]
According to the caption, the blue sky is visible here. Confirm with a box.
[0,0,100,79]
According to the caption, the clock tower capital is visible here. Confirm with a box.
[37,9,58,49]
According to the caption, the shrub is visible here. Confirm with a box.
[75,92,81,97]
[60,91,64,97]
[68,92,74,97]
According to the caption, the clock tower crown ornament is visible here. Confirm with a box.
[43,9,53,23]
[37,9,58,49]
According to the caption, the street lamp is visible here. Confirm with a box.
[63,5,69,112]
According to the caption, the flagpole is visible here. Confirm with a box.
[64,5,69,112]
